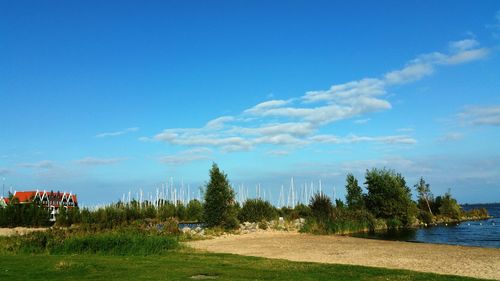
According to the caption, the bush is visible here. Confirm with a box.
[309,193,333,223]
[51,232,178,255]
[12,228,179,256]
[238,199,277,222]
[186,200,203,222]
[418,210,433,225]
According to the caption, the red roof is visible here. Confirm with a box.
[13,190,78,205]
[1,197,9,204]
[14,191,37,202]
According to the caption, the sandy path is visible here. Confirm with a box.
[0,227,47,236]
[188,231,500,280]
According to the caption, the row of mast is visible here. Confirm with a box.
[117,177,337,209]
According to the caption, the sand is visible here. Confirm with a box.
[0,227,47,236]
[188,231,500,280]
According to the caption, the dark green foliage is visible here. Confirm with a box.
[418,210,433,224]
[309,193,333,223]
[238,199,277,222]
[203,163,238,229]
[345,173,364,210]
[293,203,312,218]
[302,208,376,234]
[11,228,178,256]
[364,168,417,227]
[186,199,203,222]
[438,191,462,219]
[51,233,178,255]
[175,203,187,221]
[335,199,345,209]
[158,201,176,221]
[0,202,52,227]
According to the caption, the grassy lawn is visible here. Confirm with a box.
[0,252,489,281]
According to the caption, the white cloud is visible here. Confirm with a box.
[146,38,488,153]
[486,10,500,37]
[438,132,464,142]
[159,148,212,165]
[310,134,417,145]
[449,39,479,52]
[458,105,500,126]
[353,118,370,124]
[443,48,489,65]
[384,63,434,85]
[205,116,235,130]
[95,127,139,138]
[397,127,414,133]
[266,150,291,156]
[18,160,55,169]
[75,157,128,166]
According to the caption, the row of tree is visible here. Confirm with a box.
[0,163,486,230]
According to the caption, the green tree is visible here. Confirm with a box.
[364,168,417,226]
[203,163,238,228]
[345,173,364,210]
[414,177,433,215]
[438,190,461,219]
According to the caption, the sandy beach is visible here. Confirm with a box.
[188,231,500,280]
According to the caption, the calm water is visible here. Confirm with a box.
[351,203,500,248]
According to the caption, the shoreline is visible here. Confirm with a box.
[188,231,500,280]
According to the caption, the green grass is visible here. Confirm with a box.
[0,252,490,281]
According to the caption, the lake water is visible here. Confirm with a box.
[351,203,500,248]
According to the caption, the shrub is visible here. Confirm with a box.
[50,232,178,255]
[418,210,433,225]
[186,200,203,222]
[309,193,333,223]
[238,199,277,223]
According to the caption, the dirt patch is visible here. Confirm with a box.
[0,227,47,236]
[190,274,217,279]
[188,231,500,280]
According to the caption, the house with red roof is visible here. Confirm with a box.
[5,190,78,221]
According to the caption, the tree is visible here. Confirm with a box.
[203,163,238,228]
[438,189,461,219]
[414,177,433,215]
[345,173,364,210]
[364,168,417,226]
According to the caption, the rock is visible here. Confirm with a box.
[195,226,202,233]
[181,226,191,234]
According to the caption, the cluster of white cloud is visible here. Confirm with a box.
[143,39,489,163]
[458,105,500,126]
[18,160,55,169]
[75,157,128,166]
[159,147,212,165]
[95,127,139,138]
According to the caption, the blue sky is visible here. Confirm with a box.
[1,1,500,205]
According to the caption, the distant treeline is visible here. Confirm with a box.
[0,164,489,233]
